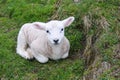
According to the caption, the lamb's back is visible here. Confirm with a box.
[21,23,46,44]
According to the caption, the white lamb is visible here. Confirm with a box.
[16,17,75,63]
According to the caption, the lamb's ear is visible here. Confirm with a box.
[32,22,46,30]
[62,17,75,27]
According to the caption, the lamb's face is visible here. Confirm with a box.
[45,21,65,45]
[33,17,75,45]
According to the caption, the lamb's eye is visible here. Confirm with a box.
[46,30,49,33]
[61,28,64,31]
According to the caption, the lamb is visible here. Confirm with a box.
[16,17,75,63]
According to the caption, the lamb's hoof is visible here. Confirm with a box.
[27,57,35,61]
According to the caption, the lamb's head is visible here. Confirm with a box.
[33,17,75,45]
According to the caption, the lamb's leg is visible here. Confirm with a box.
[62,52,69,59]
[26,48,34,60]
[16,30,34,59]
[31,50,48,63]
[35,54,48,63]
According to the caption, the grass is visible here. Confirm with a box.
[0,0,120,80]
[0,0,84,79]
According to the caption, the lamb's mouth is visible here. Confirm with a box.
[54,43,59,45]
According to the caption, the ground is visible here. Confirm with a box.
[0,0,120,80]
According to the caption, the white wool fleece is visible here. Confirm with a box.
[16,17,75,63]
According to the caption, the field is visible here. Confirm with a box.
[0,0,120,80]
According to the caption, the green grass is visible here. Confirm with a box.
[0,0,84,79]
[0,0,120,79]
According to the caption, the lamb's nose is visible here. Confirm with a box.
[53,39,59,44]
